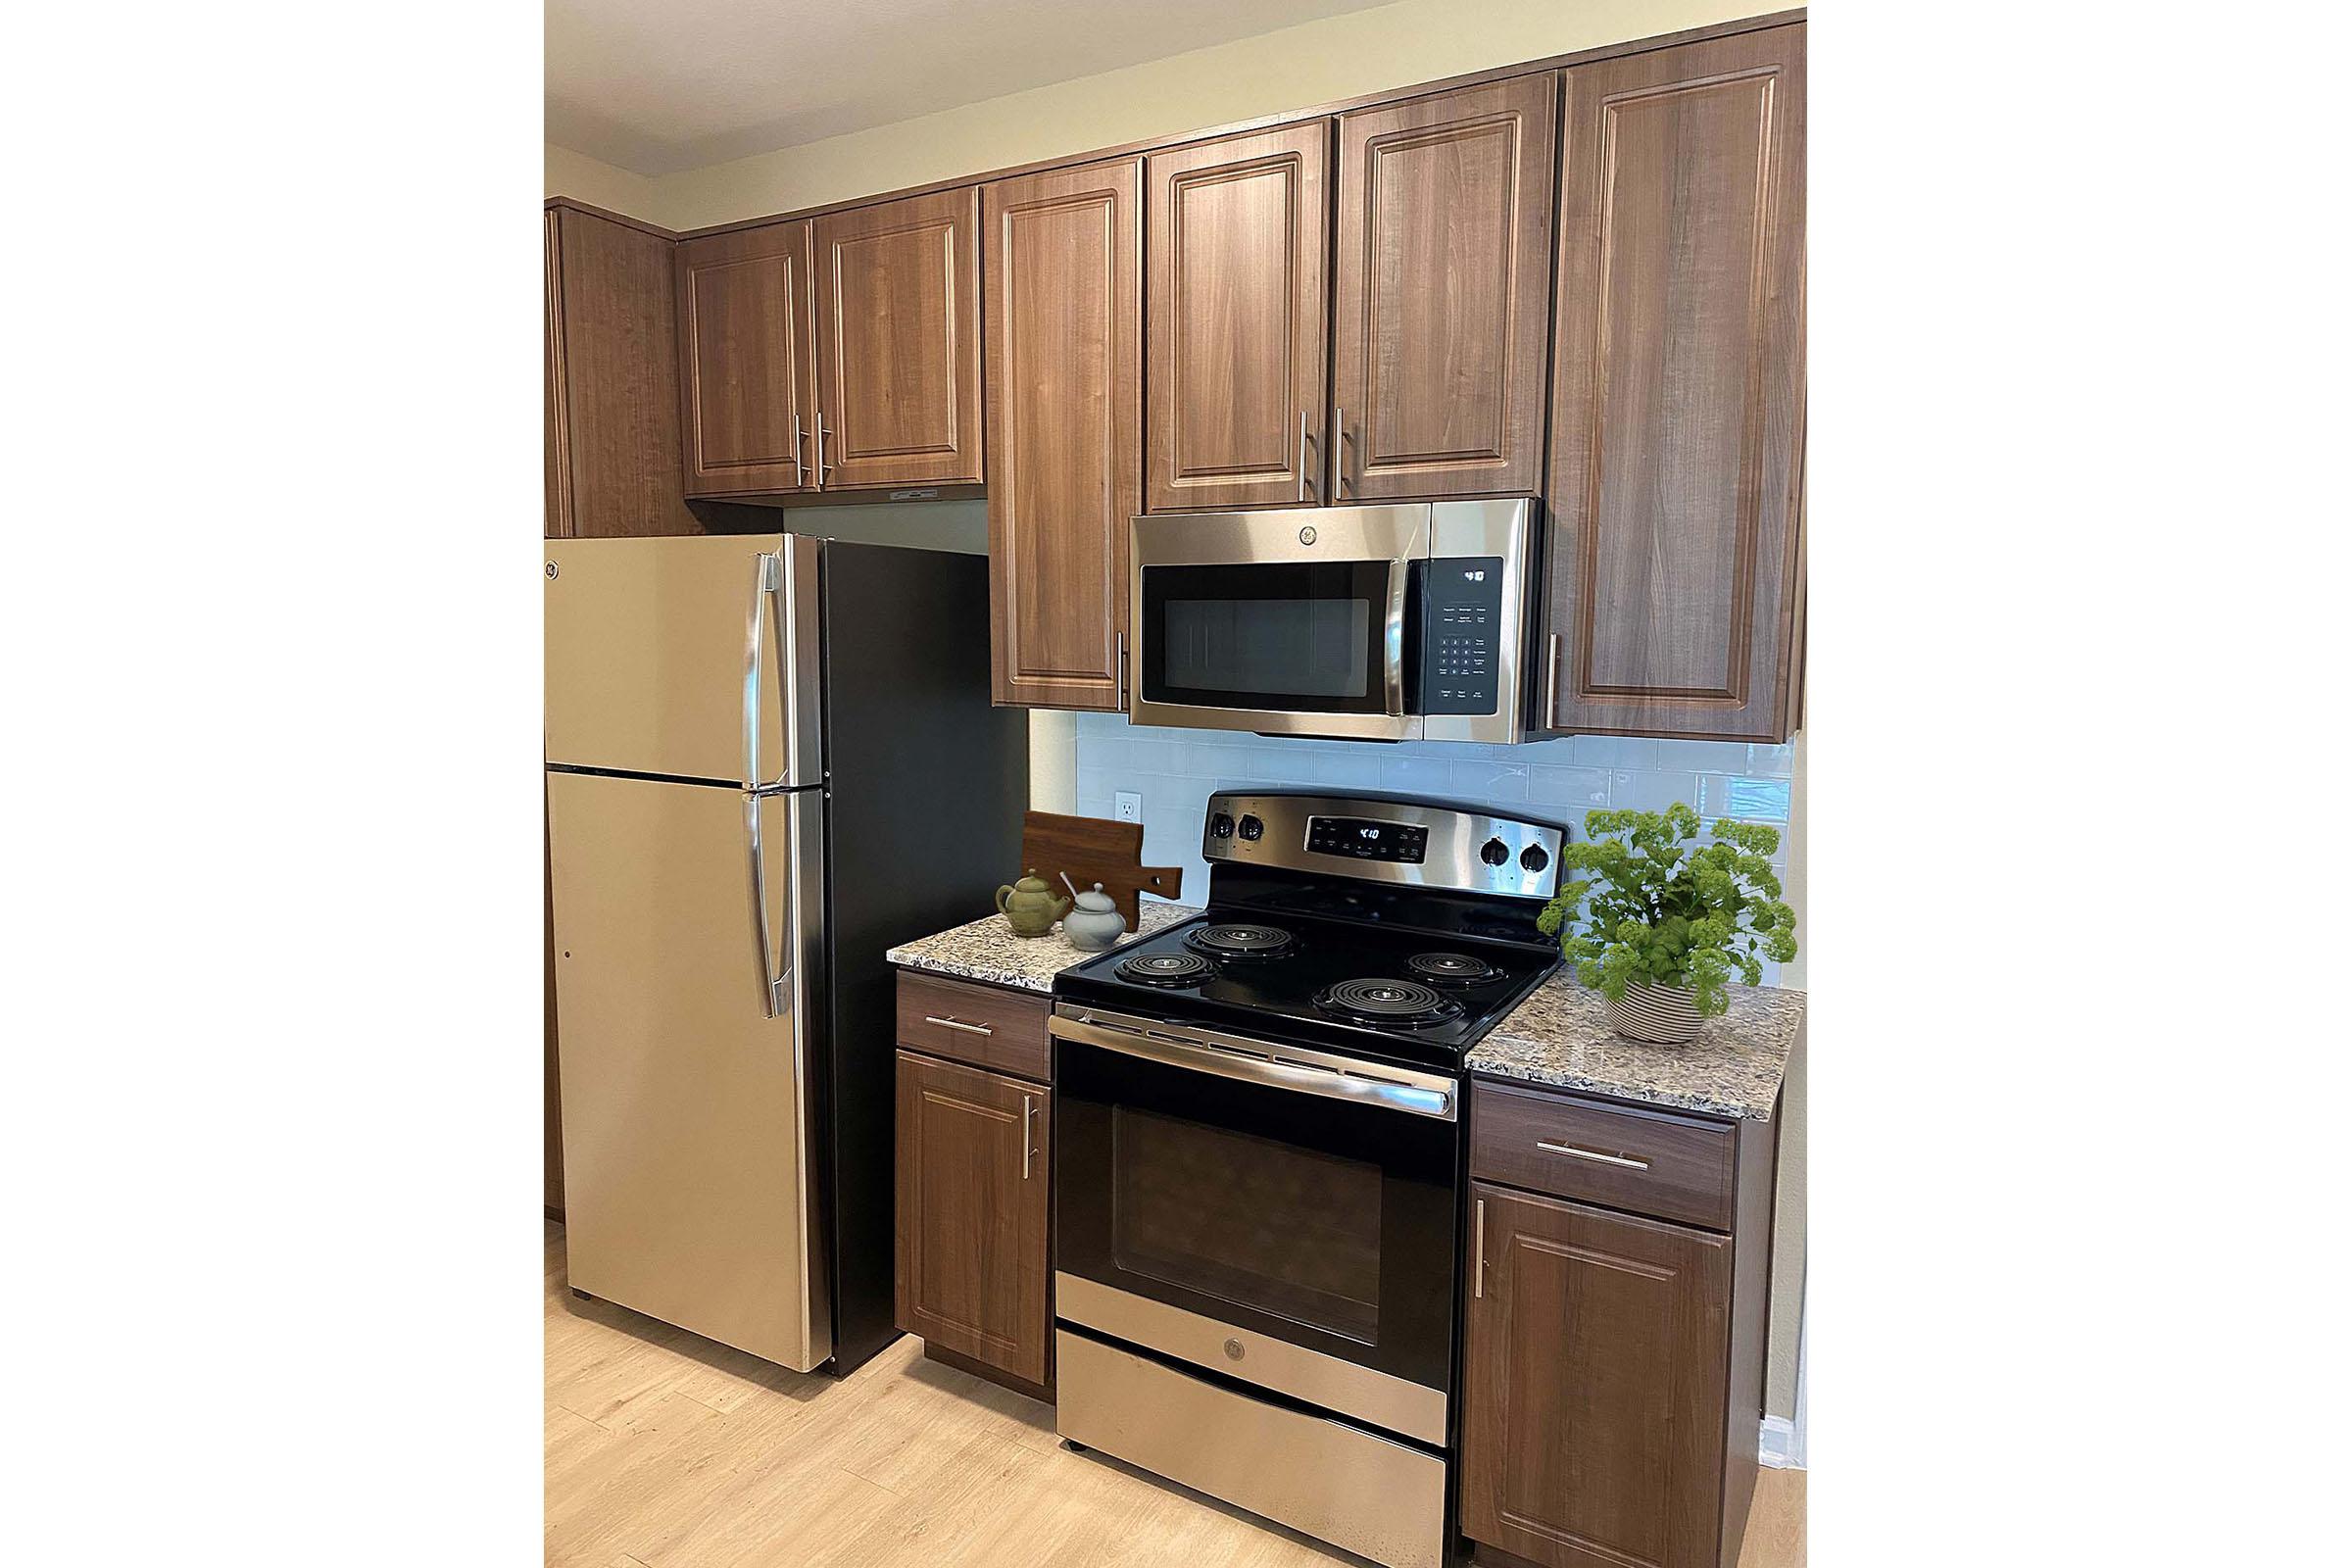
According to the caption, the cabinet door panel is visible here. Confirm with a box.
[1462,1183,1730,1568]
[549,205,701,533]
[814,188,985,488]
[895,1052,1051,1386]
[676,220,815,496]
[1334,75,1554,502]
[545,209,573,538]
[1146,123,1329,513]
[984,158,1142,710]
[1544,25,1805,740]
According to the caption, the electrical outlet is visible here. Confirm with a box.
[1113,791,1143,824]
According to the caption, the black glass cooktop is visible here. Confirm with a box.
[1054,908,1559,1067]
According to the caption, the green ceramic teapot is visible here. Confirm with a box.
[995,869,1071,938]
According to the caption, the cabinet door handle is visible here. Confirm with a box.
[1021,1094,1037,1180]
[792,413,807,488]
[1536,1140,1651,1171]
[1335,406,1349,495]
[814,413,831,484]
[1542,632,1563,723]
[923,1014,995,1036]
[1114,629,1128,710]
[1296,410,1310,502]
[1473,1197,1486,1299]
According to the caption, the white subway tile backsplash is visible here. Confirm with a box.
[1608,770,1700,811]
[1571,735,1659,769]
[1528,764,1611,812]
[1126,738,1181,774]
[1379,754,1454,795]
[1700,774,1792,821]
[1063,717,1790,913]
[1312,749,1385,790]
[1075,734,1130,772]
[1654,738,1753,772]
[1452,760,1530,802]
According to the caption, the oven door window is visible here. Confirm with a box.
[1056,1038,1455,1392]
[1141,561,1395,713]
[1113,1106,1383,1344]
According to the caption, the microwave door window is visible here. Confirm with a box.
[1143,562,1392,713]
[1163,599,1370,699]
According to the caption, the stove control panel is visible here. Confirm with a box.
[1307,814,1429,863]
[1201,790,1566,900]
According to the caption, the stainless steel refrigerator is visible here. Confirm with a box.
[545,533,1025,1374]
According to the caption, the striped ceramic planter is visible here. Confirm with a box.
[1608,980,1703,1044]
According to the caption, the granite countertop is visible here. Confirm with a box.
[1468,978,1805,1122]
[887,903,1202,994]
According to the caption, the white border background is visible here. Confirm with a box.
[4,3,2345,1562]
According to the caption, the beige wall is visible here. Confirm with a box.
[548,0,1775,230]
[543,143,664,220]
[543,0,1806,1441]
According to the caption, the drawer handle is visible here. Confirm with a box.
[924,1014,995,1036]
[1537,1140,1650,1171]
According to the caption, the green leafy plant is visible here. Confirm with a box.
[1536,804,1797,1018]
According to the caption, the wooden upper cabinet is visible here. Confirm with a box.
[812,187,985,488]
[895,1051,1052,1388]
[1145,123,1330,513]
[1543,24,1806,741]
[1461,1182,1732,1568]
[1332,75,1556,503]
[983,158,1142,710]
[545,210,570,537]
[546,201,700,536]
[675,220,816,496]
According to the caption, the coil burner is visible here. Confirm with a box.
[1185,922,1298,961]
[1313,978,1464,1028]
[1404,952,1501,987]
[1116,951,1215,987]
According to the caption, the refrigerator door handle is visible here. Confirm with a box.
[746,793,783,1017]
[743,551,780,790]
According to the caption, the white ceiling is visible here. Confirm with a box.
[547,0,1400,176]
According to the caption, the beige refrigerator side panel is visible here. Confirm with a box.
[547,771,829,1371]
[544,533,796,783]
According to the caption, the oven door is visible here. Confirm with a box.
[1128,504,1427,740]
[1051,1006,1458,1444]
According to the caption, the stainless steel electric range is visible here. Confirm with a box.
[1049,789,1567,1568]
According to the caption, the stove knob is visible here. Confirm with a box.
[1480,837,1510,866]
[1519,843,1550,873]
[1238,814,1265,842]
[1210,812,1235,839]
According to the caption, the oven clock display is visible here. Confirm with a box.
[1306,815,1429,863]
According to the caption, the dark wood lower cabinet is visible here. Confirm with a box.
[1462,1184,1731,1568]
[1462,1077,1778,1568]
[894,1047,1052,1391]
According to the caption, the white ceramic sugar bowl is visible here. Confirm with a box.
[1060,880,1128,952]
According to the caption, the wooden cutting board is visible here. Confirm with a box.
[1021,809,1183,931]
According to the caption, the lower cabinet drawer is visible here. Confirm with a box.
[1469,1080,1736,1231]
[895,968,1052,1080]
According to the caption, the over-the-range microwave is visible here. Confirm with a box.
[1126,499,1539,743]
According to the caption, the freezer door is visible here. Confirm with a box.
[545,533,823,787]
[547,770,832,1371]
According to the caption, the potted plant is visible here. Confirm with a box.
[1536,803,1798,1044]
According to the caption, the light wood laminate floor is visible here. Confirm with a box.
[546,1222,1805,1567]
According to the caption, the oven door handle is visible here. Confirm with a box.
[1050,1014,1456,1121]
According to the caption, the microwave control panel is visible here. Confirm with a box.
[1424,557,1505,713]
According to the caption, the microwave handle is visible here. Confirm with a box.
[1386,557,1412,718]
